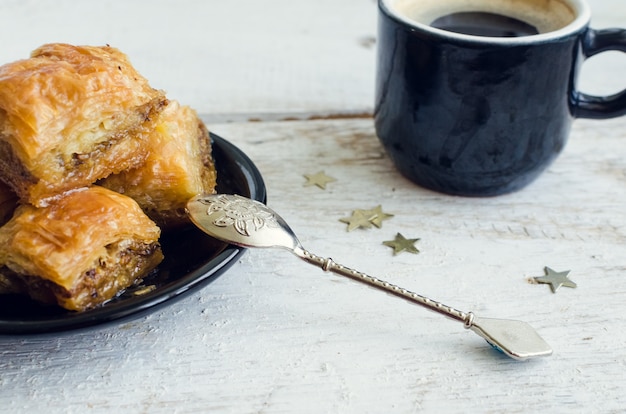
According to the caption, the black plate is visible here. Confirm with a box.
[0,133,266,335]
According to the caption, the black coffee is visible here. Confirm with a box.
[431,12,539,37]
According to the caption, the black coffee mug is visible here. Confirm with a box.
[375,0,626,196]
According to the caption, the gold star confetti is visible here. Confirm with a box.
[303,171,336,190]
[357,205,394,228]
[533,267,577,293]
[383,233,420,255]
[339,210,375,231]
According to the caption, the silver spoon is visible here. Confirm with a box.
[187,194,552,361]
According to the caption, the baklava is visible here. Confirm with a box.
[101,100,217,229]
[0,43,167,207]
[0,186,163,311]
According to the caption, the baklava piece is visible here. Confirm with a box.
[101,100,217,229]
[0,186,163,311]
[0,43,167,207]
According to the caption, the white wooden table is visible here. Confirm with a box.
[1,1,625,413]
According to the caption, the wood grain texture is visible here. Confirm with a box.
[2,115,626,413]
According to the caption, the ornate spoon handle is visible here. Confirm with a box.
[295,247,472,326]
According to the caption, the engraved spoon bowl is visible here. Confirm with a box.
[187,194,552,361]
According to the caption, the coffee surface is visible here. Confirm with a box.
[431,11,539,37]
[389,0,577,35]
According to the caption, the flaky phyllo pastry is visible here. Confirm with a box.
[0,43,218,311]
[0,43,167,207]
[101,100,217,229]
[0,186,163,311]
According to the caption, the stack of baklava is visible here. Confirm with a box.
[0,43,217,311]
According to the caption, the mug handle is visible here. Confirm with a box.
[573,28,626,119]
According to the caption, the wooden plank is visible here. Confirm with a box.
[0,0,617,118]
[0,0,378,116]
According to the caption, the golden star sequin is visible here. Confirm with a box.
[383,233,420,255]
[357,205,394,228]
[339,210,375,231]
[533,267,577,293]
[303,171,337,190]
[339,205,394,231]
